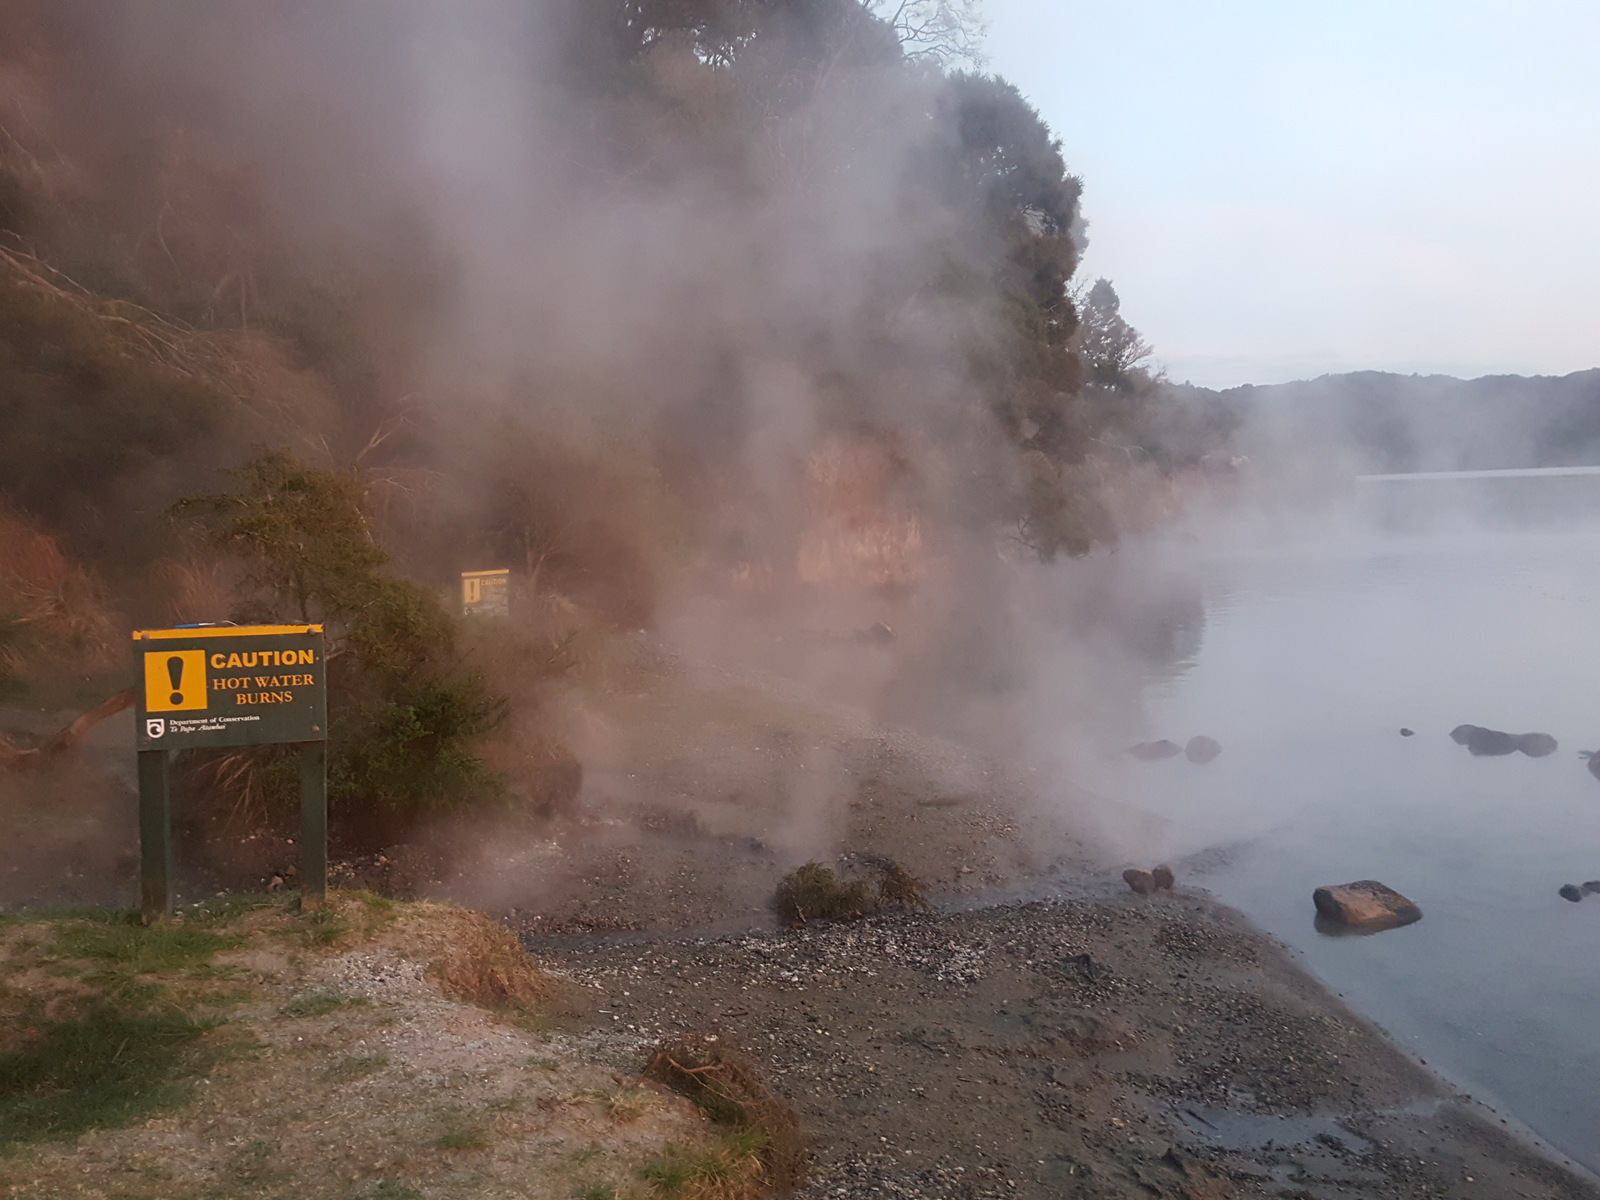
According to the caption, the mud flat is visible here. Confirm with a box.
[529,889,1600,1200]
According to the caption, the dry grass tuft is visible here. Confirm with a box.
[868,856,930,912]
[643,1034,803,1191]
[772,863,871,924]
[0,508,116,678]
[416,908,551,1009]
[773,858,929,924]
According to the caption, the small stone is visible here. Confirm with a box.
[1123,868,1156,895]
[1399,728,1414,737]
[267,875,285,892]
[1582,881,1600,895]
[1151,864,1175,890]
[1313,880,1422,930]
[1559,884,1584,903]
[1184,736,1222,764]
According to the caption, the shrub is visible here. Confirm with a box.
[643,1034,802,1192]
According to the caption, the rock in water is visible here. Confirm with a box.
[1129,740,1183,760]
[1399,728,1415,737]
[1151,864,1175,890]
[1582,881,1600,895]
[1122,868,1156,895]
[1312,881,1422,931]
[1590,754,1600,783]
[1450,724,1483,745]
[1185,736,1222,764]
[1560,884,1584,903]
[1516,732,1558,757]
[1465,727,1519,757]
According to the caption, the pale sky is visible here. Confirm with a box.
[984,0,1600,388]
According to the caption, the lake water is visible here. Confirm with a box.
[1108,521,1600,1173]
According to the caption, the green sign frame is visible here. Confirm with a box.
[131,624,328,922]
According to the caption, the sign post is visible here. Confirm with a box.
[132,624,327,922]
[461,569,510,618]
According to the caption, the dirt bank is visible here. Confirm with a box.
[529,890,1600,1200]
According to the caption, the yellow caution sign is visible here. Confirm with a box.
[142,649,208,712]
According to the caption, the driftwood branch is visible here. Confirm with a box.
[0,687,135,771]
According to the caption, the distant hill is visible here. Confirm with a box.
[1175,369,1600,475]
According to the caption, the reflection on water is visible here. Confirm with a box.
[1108,527,1600,1172]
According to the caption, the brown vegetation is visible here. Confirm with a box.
[645,1033,805,1194]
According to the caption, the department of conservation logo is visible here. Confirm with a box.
[145,718,166,739]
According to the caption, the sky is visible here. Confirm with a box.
[983,0,1600,389]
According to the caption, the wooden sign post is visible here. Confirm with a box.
[132,624,328,922]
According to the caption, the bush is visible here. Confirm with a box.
[772,858,929,924]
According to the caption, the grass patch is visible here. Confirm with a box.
[298,908,350,948]
[353,1182,423,1200]
[641,1131,771,1199]
[51,912,240,975]
[281,990,369,1018]
[575,1184,619,1200]
[426,910,548,1009]
[0,1003,217,1148]
[434,1117,489,1151]
[644,1035,802,1190]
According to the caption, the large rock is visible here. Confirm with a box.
[1465,726,1519,756]
[1312,880,1422,931]
[1129,740,1183,760]
[1515,732,1558,757]
[1123,868,1157,895]
[1184,735,1222,764]
[1452,724,1556,758]
[1589,753,1600,783]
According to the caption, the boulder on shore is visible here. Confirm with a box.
[1452,724,1557,758]
[1312,881,1422,931]
[1515,732,1558,757]
[1151,864,1175,890]
[1122,868,1157,895]
[1128,740,1183,760]
[1465,727,1519,756]
[1185,736,1222,764]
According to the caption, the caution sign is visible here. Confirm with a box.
[461,569,510,618]
[133,625,326,751]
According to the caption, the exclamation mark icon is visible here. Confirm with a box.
[167,656,185,706]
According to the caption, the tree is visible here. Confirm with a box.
[1073,278,1152,388]
[175,450,505,842]
[868,0,985,66]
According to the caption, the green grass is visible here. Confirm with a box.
[435,1125,488,1151]
[574,1184,618,1200]
[0,1003,218,1149]
[281,990,369,1018]
[51,912,240,975]
[640,1131,769,1196]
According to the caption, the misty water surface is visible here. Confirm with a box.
[1108,522,1600,1173]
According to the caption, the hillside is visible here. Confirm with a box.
[1184,369,1600,476]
